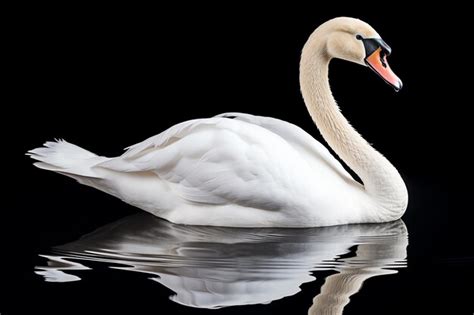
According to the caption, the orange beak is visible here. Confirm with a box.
[365,47,403,91]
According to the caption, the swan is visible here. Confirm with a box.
[28,17,408,227]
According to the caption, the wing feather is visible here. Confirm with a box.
[97,114,353,209]
[123,118,222,159]
[215,112,352,180]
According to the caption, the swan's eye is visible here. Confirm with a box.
[356,34,363,40]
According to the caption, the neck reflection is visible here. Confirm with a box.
[36,214,408,312]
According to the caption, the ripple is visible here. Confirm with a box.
[36,214,408,311]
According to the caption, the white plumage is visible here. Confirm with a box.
[28,17,408,227]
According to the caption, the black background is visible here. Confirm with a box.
[4,3,473,314]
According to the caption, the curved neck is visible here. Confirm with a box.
[300,32,407,219]
[308,269,387,315]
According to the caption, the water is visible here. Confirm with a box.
[5,179,473,314]
[35,214,407,313]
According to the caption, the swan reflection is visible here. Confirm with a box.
[36,214,408,312]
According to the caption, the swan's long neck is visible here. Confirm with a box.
[300,32,408,220]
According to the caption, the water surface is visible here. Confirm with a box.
[36,214,408,313]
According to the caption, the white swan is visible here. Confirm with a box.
[28,17,408,227]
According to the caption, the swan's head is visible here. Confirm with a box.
[320,17,402,91]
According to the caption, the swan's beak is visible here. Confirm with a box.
[358,36,402,91]
[365,47,403,92]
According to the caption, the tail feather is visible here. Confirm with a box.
[28,139,104,178]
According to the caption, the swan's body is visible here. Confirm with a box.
[28,17,408,227]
